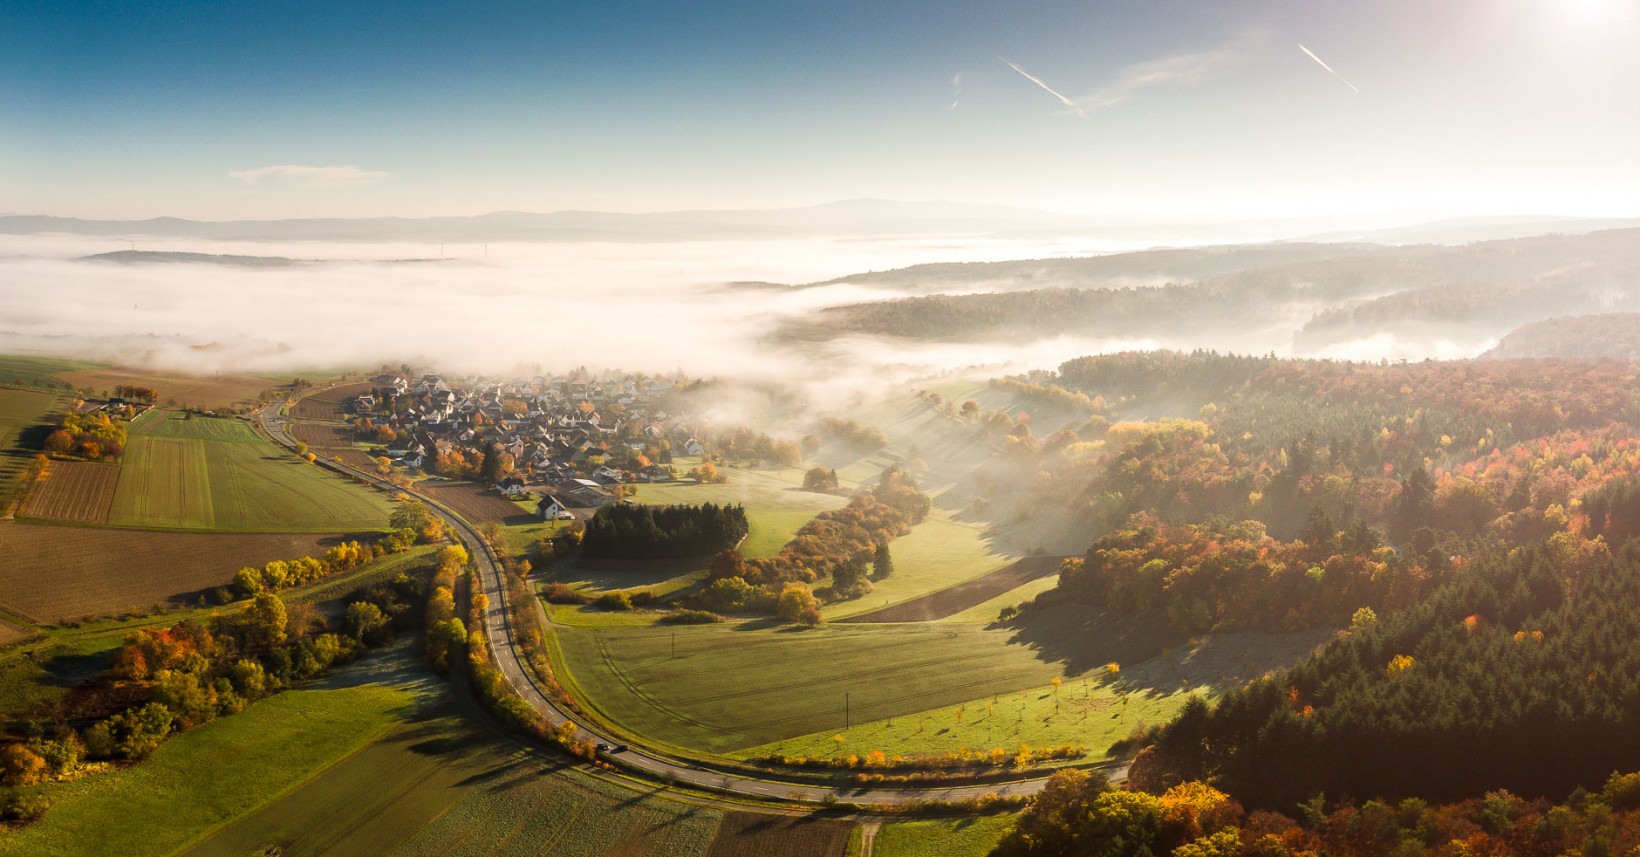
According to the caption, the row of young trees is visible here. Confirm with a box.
[580,502,748,559]
[111,385,158,403]
[233,532,418,598]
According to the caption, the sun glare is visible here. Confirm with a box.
[1562,0,1636,22]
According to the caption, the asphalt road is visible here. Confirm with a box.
[255,396,1084,806]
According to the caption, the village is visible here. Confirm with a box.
[350,371,710,520]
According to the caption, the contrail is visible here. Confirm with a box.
[1000,57,1087,116]
[1298,43,1360,94]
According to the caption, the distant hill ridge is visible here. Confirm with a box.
[1485,313,1640,360]
[7,202,1636,245]
[1,200,1076,243]
[77,250,445,266]
[80,250,301,267]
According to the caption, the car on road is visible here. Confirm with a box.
[552,511,575,521]
[595,742,629,754]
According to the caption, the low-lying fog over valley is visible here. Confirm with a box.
[6,210,1639,389]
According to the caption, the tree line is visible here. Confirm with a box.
[1131,536,1640,808]
[580,502,748,559]
[993,765,1640,857]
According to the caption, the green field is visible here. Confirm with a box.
[555,622,1066,754]
[738,677,1203,762]
[383,754,722,857]
[107,411,394,531]
[633,459,1012,619]
[545,554,712,600]
[553,605,1336,756]
[634,464,849,559]
[874,815,1018,857]
[0,355,95,391]
[1,636,732,857]
[182,673,721,857]
[941,574,1062,624]
[822,510,1013,620]
[0,660,424,857]
[0,389,65,502]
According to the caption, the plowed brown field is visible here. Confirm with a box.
[19,460,119,524]
[291,383,373,421]
[0,522,350,623]
[419,482,536,525]
[291,422,356,449]
[705,812,852,857]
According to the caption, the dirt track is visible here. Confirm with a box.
[838,555,1069,624]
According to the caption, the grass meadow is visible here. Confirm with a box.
[633,464,849,559]
[0,664,422,857]
[552,622,1068,754]
[736,676,1203,763]
[107,410,393,532]
[552,603,1335,757]
[0,356,95,391]
[821,509,1013,620]
[2,639,738,857]
[0,388,66,505]
[873,815,1018,857]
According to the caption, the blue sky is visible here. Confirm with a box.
[4,0,1638,219]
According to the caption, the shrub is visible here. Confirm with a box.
[660,609,725,624]
[596,591,634,611]
[543,582,591,605]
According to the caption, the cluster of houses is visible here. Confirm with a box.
[358,372,709,520]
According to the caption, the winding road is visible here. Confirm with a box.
[255,395,1095,806]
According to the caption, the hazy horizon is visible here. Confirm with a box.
[7,1,1639,222]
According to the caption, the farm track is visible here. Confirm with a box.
[839,555,1068,624]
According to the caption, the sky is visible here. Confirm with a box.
[4,0,1639,221]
